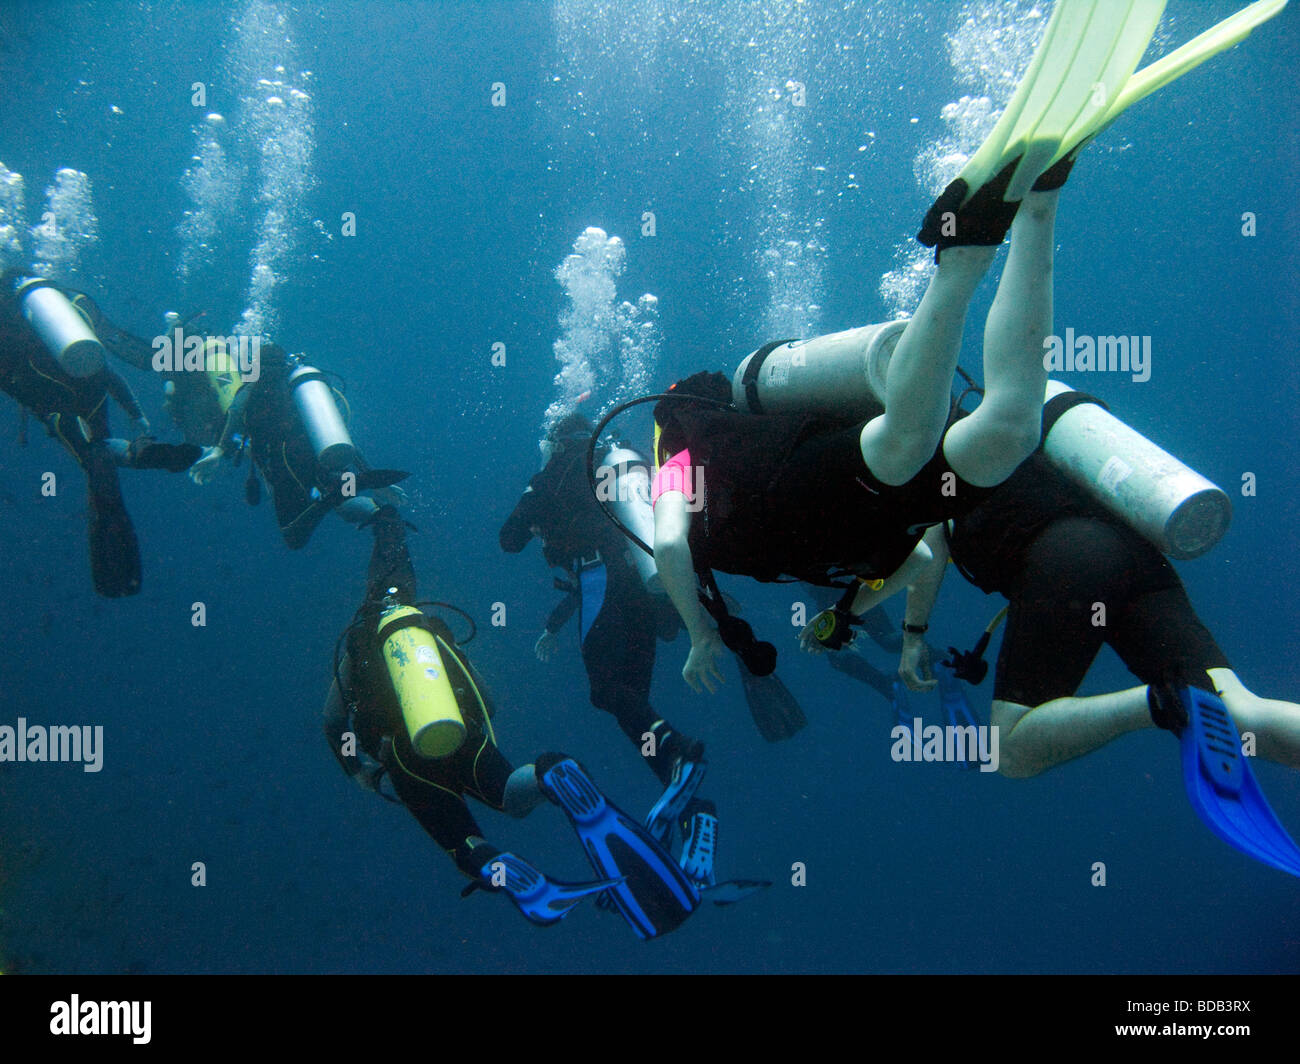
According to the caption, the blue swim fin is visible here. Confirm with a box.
[537,755,701,939]
[679,800,772,907]
[1166,685,1300,878]
[645,748,707,845]
[470,847,622,927]
[938,666,980,771]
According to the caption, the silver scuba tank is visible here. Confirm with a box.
[15,276,107,378]
[596,445,661,592]
[288,363,355,471]
[731,320,905,416]
[1041,381,1230,560]
[729,318,1231,559]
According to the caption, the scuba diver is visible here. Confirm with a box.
[806,389,1300,876]
[649,0,1285,695]
[502,414,805,813]
[499,412,710,823]
[186,340,408,549]
[0,269,201,597]
[324,506,764,935]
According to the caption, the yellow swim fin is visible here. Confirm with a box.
[953,0,1090,206]
[1048,0,1290,168]
[920,1,1166,253]
[951,0,1168,205]
[1003,0,1167,202]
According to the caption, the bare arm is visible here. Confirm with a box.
[897,525,950,690]
[191,384,253,482]
[847,536,936,618]
[215,384,252,453]
[654,491,725,692]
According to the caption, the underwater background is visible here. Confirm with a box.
[0,0,1296,974]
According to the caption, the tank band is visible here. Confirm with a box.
[12,275,53,303]
[739,337,797,414]
[1042,389,1108,440]
[290,368,329,389]
[377,609,434,642]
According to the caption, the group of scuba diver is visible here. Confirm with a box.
[3,0,1294,943]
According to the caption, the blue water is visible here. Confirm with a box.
[0,0,1297,974]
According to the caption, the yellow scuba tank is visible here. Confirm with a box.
[205,338,245,413]
[377,604,466,758]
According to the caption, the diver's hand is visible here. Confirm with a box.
[798,617,829,654]
[129,415,151,440]
[683,628,726,694]
[534,630,557,663]
[188,445,223,485]
[899,635,936,691]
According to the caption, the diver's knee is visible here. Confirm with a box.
[989,704,1043,778]
[862,429,933,485]
[503,764,545,818]
[974,419,1040,473]
[993,733,1041,778]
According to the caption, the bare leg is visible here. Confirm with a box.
[944,188,1060,487]
[503,764,547,817]
[1210,668,1300,768]
[994,670,1300,778]
[859,244,996,485]
[992,684,1151,778]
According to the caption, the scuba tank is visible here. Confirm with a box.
[288,362,355,471]
[731,321,905,417]
[206,338,246,414]
[730,319,1230,559]
[595,445,661,592]
[1041,381,1230,560]
[376,603,467,758]
[13,276,107,378]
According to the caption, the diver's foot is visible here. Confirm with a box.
[678,799,719,890]
[468,844,616,927]
[918,157,1022,260]
[1031,151,1077,192]
[646,740,707,846]
[128,440,203,473]
[1148,683,1190,734]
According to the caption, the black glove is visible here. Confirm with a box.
[942,645,989,685]
[718,614,777,677]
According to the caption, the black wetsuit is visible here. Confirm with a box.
[325,514,517,878]
[165,370,229,449]
[0,273,172,597]
[221,366,343,549]
[948,451,1229,706]
[665,402,995,586]
[500,442,688,787]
